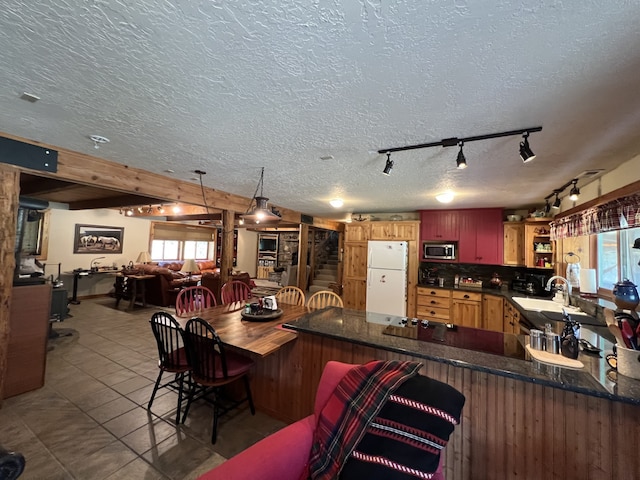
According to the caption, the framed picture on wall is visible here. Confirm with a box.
[73,224,124,254]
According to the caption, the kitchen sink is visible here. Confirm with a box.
[511,297,586,314]
[511,297,604,326]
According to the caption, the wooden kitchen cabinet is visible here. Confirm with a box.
[370,221,418,240]
[482,294,504,332]
[416,287,451,321]
[525,219,554,269]
[503,221,525,266]
[342,241,368,309]
[344,223,371,242]
[503,299,521,334]
[451,290,482,328]
[458,209,503,264]
[420,210,460,241]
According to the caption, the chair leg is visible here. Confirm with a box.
[243,375,255,415]
[211,392,220,444]
[181,383,196,424]
[148,369,164,410]
[175,372,185,425]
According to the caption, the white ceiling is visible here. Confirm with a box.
[1,1,640,221]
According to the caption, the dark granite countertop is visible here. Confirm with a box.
[283,307,640,405]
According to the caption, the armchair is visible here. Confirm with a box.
[198,361,353,480]
[199,360,462,479]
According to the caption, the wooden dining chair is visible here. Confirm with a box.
[221,280,252,304]
[182,317,255,443]
[275,286,306,306]
[307,290,344,310]
[175,286,217,317]
[148,311,191,424]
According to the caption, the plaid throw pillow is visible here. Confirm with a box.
[339,374,465,480]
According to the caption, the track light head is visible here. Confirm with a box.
[382,152,393,175]
[552,194,561,209]
[519,132,536,163]
[456,142,467,170]
[569,179,580,201]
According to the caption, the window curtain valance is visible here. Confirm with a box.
[152,222,216,241]
[550,193,640,240]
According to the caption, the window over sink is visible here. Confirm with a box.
[597,226,640,292]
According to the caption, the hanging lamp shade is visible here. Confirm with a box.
[241,167,281,224]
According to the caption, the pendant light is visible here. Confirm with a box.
[241,167,281,224]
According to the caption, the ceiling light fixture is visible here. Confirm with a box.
[126,208,134,216]
[543,178,579,210]
[241,167,281,224]
[382,153,394,175]
[90,134,110,149]
[329,198,344,208]
[569,179,580,201]
[377,126,542,171]
[456,142,467,170]
[435,191,455,204]
[519,132,536,163]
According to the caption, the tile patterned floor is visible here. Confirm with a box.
[0,297,286,479]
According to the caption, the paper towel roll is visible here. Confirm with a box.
[579,269,597,294]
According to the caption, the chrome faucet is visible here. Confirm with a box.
[545,275,572,306]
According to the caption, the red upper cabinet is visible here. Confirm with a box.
[458,209,503,265]
[420,210,460,241]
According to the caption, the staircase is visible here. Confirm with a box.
[308,238,339,295]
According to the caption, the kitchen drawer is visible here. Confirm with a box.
[417,294,451,309]
[452,290,482,302]
[417,287,451,299]
[416,305,450,320]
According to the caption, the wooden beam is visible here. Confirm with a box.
[0,131,319,224]
[297,224,309,290]
[68,194,164,210]
[0,164,20,405]
[221,210,235,286]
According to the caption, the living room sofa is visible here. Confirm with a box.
[123,260,250,307]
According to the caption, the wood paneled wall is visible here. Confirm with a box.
[250,332,640,480]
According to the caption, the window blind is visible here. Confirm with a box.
[151,222,216,241]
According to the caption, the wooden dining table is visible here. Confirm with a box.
[175,301,308,357]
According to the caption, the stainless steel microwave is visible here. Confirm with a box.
[423,242,457,260]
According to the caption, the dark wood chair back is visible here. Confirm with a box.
[183,317,229,382]
[149,311,190,372]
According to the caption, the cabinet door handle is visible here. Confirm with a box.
[430,300,436,304]
[463,294,469,299]
[430,291,436,295]
[430,311,436,315]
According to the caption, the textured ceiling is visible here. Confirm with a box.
[1,1,640,221]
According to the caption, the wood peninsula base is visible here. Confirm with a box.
[253,329,640,480]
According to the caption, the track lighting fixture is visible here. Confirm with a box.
[382,153,394,175]
[544,178,580,211]
[519,132,536,163]
[456,142,467,169]
[377,126,541,172]
[569,180,580,201]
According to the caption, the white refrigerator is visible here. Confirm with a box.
[366,240,408,316]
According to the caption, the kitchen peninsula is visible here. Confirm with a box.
[280,307,640,480]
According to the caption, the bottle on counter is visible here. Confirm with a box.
[454,274,459,286]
